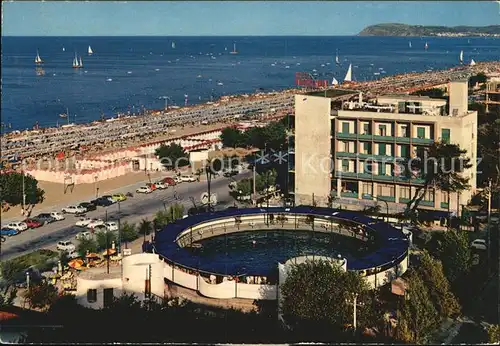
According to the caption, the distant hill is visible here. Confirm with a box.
[358,23,500,37]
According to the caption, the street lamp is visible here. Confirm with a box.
[160,96,171,111]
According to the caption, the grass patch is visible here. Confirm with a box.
[1,249,58,282]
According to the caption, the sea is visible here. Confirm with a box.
[2,36,500,131]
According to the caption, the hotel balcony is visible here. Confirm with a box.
[333,171,425,185]
[335,132,433,145]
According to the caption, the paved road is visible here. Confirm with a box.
[0,171,251,261]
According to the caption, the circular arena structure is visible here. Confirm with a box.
[153,207,410,301]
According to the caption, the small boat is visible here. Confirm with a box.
[459,50,464,64]
[285,65,290,69]
[197,74,202,78]
[335,50,340,65]
[344,63,352,82]
[331,77,339,86]
[217,82,223,86]
[88,45,93,55]
[72,53,81,68]
[62,47,65,52]
[470,58,476,66]
[425,42,429,50]
[229,43,238,55]
[271,63,276,66]
[171,42,176,49]
[409,41,412,48]
[79,56,83,68]
[35,50,43,65]
[321,64,325,67]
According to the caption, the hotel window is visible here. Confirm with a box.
[378,125,387,136]
[400,145,409,158]
[362,183,372,195]
[442,191,449,202]
[342,122,350,134]
[362,142,371,154]
[441,128,451,144]
[87,289,97,303]
[400,187,410,199]
[364,161,374,174]
[378,143,386,156]
[417,127,425,139]
[363,123,370,135]
[339,141,347,152]
[342,159,349,172]
[400,125,408,137]
[378,164,386,176]
[377,184,394,197]
[424,189,435,202]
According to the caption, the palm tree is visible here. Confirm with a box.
[139,219,152,243]
[404,141,472,217]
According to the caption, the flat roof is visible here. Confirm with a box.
[153,207,409,275]
[304,89,358,98]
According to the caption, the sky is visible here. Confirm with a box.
[2,1,499,36]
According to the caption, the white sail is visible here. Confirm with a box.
[73,53,80,68]
[335,54,340,65]
[331,77,339,86]
[470,59,476,66]
[171,42,176,49]
[344,64,352,82]
[35,50,42,64]
[79,57,83,67]
[88,45,93,55]
[425,42,429,50]
[409,41,412,48]
[63,47,65,52]
[459,50,464,63]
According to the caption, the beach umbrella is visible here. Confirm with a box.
[102,248,117,257]
[85,252,100,259]
[68,259,84,269]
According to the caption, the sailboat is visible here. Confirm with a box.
[424,42,429,50]
[62,47,65,52]
[331,77,339,86]
[35,50,43,65]
[88,45,93,55]
[171,42,176,49]
[335,51,340,65]
[459,50,464,64]
[344,64,352,82]
[470,59,476,66]
[79,56,83,68]
[409,41,412,48]
[230,43,238,55]
[72,53,82,68]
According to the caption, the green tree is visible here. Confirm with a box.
[262,121,287,150]
[120,222,138,242]
[469,72,487,87]
[395,270,439,344]
[154,210,170,227]
[405,142,472,215]
[76,238,98,257]
[167,203,185,222]
[411,88,446,99]
[230,178,252,200]
[0,172,45,206]
[280,260,371,335]
[438,229,471,283]
[139,219,153,236]
[95,231,117,251]
[415,251,461,318]
[155,143,189,170]
[220,127,245,148]
[24,280,58,311]
[255,169,277,193]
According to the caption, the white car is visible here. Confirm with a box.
[105,222,119,232]
[57,241,76,252]
[154,182,167,190]
[471,239,487,251]
[5,222,28,232]
[180,175,196,182]
[173,176,183,184]
[75,217,93,227]
[50,212,65,221]
[61,205,86,214]
[136,186,152,194]
[87,218,104,229]
[75,231,92,241]
[93,225,108,233]
[67,250,80,259]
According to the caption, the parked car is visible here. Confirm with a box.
[163,177,176,186]
[102,195,117,204]
[154,181,168,190]
[111,193,127,202]
[5,222,28,232]
[87,219,105,229]
[1,228,19,237]
[173,176,183,184]
[34,213,56,224]
[105,221,119,231]
[67,250,80,259]
[75,231,93,241]
[146,183,157,191]
[136,186,152,194]
[79,202,97,212]
[23,219,43,228]
[91,197,114,207]
[62,205,86,214]
[57,241,76,252]
[50,212,65,221]
[471,239,487,251]
[93,225,108,233]
[223,169,238,177]
[181,175,196,182]
[76,217,93,227]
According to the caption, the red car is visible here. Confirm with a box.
[24,218,43,228]
[163,177,176,186]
